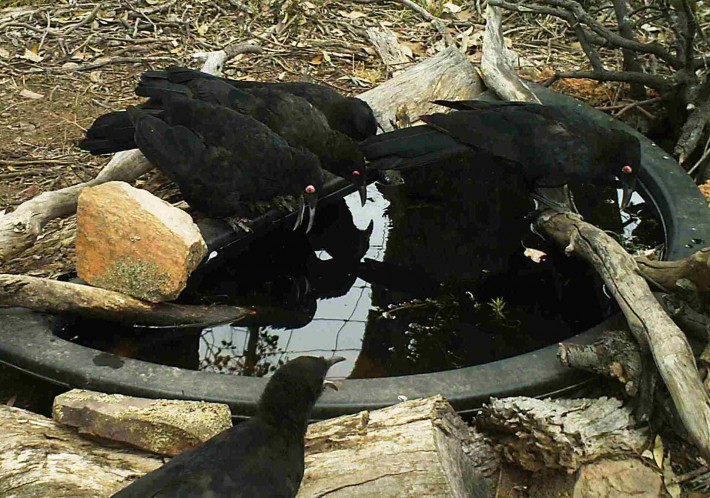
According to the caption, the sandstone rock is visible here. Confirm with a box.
[76,181,206,302]
[527,459,663,498]
[53,389,232,456]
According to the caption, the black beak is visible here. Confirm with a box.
[620,180,636,210]
[358,185,367,206]
[326,356,346,368]
[293,196,306,231]
[306,195,318,234]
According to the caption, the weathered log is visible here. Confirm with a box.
[0,273,253,327]
[0,404,163,497]
[298,396,496,497]
[366,27,411,75]
[2,396,498,497]
[558,330,643,395]
[478,396,651,472]
[358,45,483,132]
[480,6,541,104]
[536,211,710,459]
[637,247,710,292]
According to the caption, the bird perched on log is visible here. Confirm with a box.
[163,66,378,141]
[361,99,641,209]
[136,68,370,205]
[111,355,344,498]
[84,95,325,232]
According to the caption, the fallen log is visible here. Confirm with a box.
[0,274,253,327]
[479,396,651,472]
[2,396,498,497]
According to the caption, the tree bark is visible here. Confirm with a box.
[479,396,651,472]
[0,274,253,327]
[358,46,483,132]
[636,246,710,292]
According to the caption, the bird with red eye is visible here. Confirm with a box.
[361,99,642,212]
[293,184,321,233]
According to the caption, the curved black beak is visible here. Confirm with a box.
[323,356,346,391]
[358,185,367,206]
[293,196,306,231]
[306,195,318,234]
[620,178,637,210]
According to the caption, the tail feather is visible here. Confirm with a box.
[78,109,163,155]
[360,125,469,171]
[136,71,193,101]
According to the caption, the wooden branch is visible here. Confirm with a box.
[553,68,673,92]
[558,330,643,395]
[481,6,541,103]
[535,211,710,460]
[0,274,253,327]
[611,0,647,99]
[636,246,710,292]
[656,292,710,343]
[358,46,483,132]
[191,41,263,77]
[675,76,710,165]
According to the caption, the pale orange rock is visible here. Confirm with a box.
[76,181,207,302]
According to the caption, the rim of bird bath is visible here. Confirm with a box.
[0,86,708,420]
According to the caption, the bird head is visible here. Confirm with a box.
[322,135,368,206]
[257,356,345,431]
[611,133,642,209]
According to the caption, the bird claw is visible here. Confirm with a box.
[225,216,252,233]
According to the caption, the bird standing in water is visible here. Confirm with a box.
[361,99,641,210]
[112,355,345,498]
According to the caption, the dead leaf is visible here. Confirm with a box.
[653,435,664,469]
[196,23,209,36]
[6,394,16,407]
[19,88,44,99]
[6,165,15,172]
[524,248,548,263]
[340,10,366,20]
[20,48,42,63]
[310,53,323,65]
[444,2,462,13]
[0,47,9,59]
[662,452,681,498]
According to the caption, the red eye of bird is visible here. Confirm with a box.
[352,170,361,176]
[622,165,633,174]
[305,185,316,194]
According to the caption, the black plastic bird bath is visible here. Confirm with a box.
[1,86,709,420]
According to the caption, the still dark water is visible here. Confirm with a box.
[55,154,663,379]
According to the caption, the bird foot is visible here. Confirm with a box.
[224,216,252,233]
[271,195,298,212]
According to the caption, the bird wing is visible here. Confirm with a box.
[112,421,301,498]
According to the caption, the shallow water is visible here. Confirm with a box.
[55,154,663,379]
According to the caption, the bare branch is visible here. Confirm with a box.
[555,69,672,92]
[611,0,647,99]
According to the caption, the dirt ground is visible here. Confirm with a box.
[1,0,709,494]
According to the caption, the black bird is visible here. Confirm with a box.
[112,355,344,498]
[134,68,369,205]
[110,95,324,231]
[163,66,378,141]
[361,99,641,209]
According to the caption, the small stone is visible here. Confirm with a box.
[574,459,662,497]
[76,181,207,302]
[52,389,232,456]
